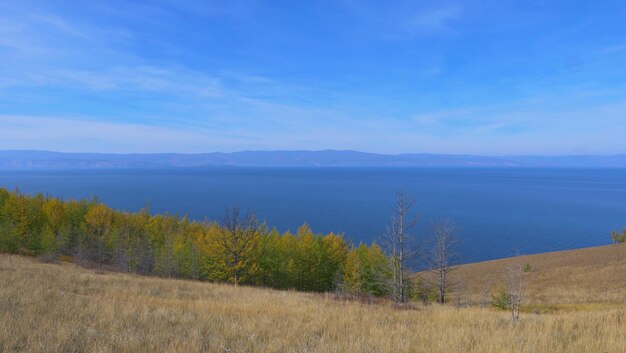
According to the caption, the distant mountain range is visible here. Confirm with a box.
[1,150,626,168]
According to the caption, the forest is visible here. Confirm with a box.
[0,187,394,296]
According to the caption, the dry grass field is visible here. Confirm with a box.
[1,248,625,353]
[448,243,626,307]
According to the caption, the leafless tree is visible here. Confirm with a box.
[381,191,420,303]
[505,264,524,322]
[428,220,460,304]
[454,280,465,308]
[479,275,493,308]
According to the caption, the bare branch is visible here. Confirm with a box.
[379,190,421,303]
[427,219,461,304]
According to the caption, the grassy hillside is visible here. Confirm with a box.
[1,250,624,353]
[447,243,626,307]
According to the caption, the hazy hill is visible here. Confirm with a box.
[2,150,626,168]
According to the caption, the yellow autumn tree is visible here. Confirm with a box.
[41,198,66,255]
[341,249,362,294]
[204,208,261,285]
[83,203,114,263]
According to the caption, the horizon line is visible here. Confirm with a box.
[3,149,626,158]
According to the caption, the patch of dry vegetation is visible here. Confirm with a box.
[1,253,624,353]
[449,244,626,307]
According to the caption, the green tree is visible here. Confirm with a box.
[341,249,363,294]
[41,198,67,257]
[611,229,626,243]
[0,188,396,295]
[359,243,391,297]
[2,192,45,254]
[205,208,261,285]
[256,228,288,288]
[341,243,390,297]
[0,189,18,253]
[83,203,114,263]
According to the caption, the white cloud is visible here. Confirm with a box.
[3,94,626,155]
[0,115,236,153]
[56,66,224,97]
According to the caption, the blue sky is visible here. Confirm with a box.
[1,0,625,154]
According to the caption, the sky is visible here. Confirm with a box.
[1,0,625,155]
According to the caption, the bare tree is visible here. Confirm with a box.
[465,284,472,307]
[428,220,460,304]
[479,275,493,308]
[381,191,420,303]
[454,280,465,308]
[505,264,524,322]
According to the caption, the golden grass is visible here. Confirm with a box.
[448,243,626,307]
[1,253,625,353]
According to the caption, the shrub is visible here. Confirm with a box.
[490,289,511,310]
[611,229,626,244]
[410,278,437,304]
[523,263,532,272]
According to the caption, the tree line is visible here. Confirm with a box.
[0,187,472,305]
[0,188,392,294]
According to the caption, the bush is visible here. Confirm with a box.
[523,263,532,272]
[490,289,511,310]
[410,278,438,304]
[611,229,626,244]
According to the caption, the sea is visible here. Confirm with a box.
[1,167,625,264]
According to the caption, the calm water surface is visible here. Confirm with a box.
[1,167,625,263]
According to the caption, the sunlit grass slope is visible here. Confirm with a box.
[1,253,624,353]
[450,243,626,306]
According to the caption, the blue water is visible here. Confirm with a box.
[1,167,625,264]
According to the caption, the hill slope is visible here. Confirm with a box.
[1,252,624,353]
[449,243,626,306]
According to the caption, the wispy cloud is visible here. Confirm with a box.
[3,93,626,155]
[0,115,241,153]
[339,0,463,39]
[0,1,625,154]
[400,4,462,36]
[41,66,224,97]
[30,13,89,38]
